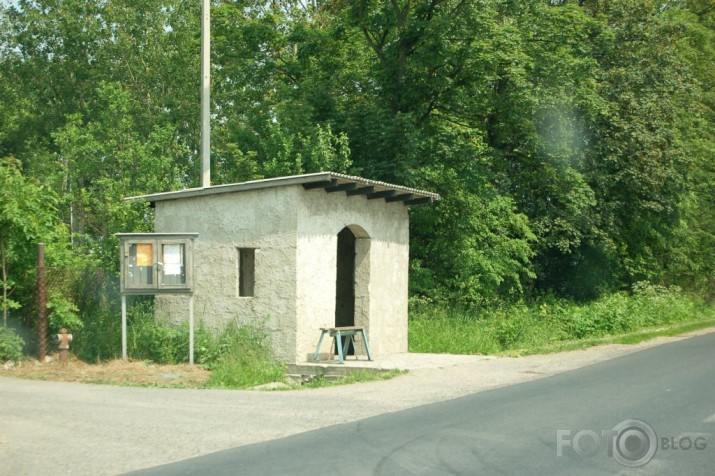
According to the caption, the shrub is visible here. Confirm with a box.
[0,326,25,362]
[206,321,285,388]
[47,291,83,334]
[127,304,189,364]
[493,318,525,350]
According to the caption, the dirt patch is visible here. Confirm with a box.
[0,354,211,388]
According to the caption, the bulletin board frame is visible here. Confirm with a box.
[115,233,199,364]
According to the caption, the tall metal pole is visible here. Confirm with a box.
[189,295,194,365]
[121,294,127,361]
[37,243,47,362]
[201,0,211,188]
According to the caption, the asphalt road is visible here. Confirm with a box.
[131,332,715,475]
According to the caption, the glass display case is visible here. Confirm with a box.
[117,233,198,294]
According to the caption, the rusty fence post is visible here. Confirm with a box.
[37,243,47,362]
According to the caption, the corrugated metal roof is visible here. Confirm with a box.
[125,172,440,206]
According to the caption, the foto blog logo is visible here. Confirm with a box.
[556,419,707,468]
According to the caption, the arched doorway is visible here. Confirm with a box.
[335,227,356,329]
[335,225,370,355]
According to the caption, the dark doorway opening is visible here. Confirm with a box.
[335,227,356,354]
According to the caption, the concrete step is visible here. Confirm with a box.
[286,363,390,383]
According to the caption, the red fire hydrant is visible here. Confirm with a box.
[57,328,73,366]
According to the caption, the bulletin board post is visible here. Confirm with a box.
[120,294,195,364]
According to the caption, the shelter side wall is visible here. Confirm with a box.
[153,187,300,362]
[295,189,409,361]
[367,238,409,355]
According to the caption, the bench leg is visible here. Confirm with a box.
[312,330,326,362]
[335,330,345,363]
[360,329,373,361]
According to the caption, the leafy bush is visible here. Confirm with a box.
[47,291,83,334]
[0,326,25,362]
[493,318,526,350]
[130,320,188,364]
[409,167,536,306]
[126,315,286,388]
[206,321,285,388]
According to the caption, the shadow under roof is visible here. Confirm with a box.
[125,172,441,206]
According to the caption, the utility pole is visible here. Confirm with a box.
[201,0,211,188]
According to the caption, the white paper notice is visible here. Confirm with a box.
[164,244,181,263]
[163,244,182,275]
[164,263,182,276]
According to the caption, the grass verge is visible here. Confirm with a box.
[5,284,713,389]
[409,283,715,356]
[0,357,212,388]
[511,319,715,356]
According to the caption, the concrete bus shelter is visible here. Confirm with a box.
[126,172,439,363]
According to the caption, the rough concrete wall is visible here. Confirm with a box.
[295,189,409,361]
[153,183,410,363]
[154,187,300,362]
[366,238,409,355]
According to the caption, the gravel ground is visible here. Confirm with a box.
[2,328,714,475]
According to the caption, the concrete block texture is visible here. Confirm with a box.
[296,188,409,361]
[154,183,409,363]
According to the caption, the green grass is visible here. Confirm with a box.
[204,322,286,389]
[409,284,715,356]
[611,319,715,345]
[19,282,714,390]
[85,303,288,389]
[81,305,288,389]
[513,318,715,355]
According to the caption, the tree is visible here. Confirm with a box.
[660,0,715,297]
[1,1,201,264]
[1,0,713,308]
[579,1,697,290]
[0,158,60,325]
[51,81,186,266]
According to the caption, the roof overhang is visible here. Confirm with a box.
[125,172,440,207]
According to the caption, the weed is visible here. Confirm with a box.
[0,326,24,362]
[493,318,525,350]
[205,321,285,389]
[72,295,286,389]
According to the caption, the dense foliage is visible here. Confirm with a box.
[410,283,715,354]
[1,1,713,352]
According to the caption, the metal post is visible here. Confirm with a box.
[121,294,127,361]
[189,295,194,365]
[200,0,211,188]
[37,243,47,362]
